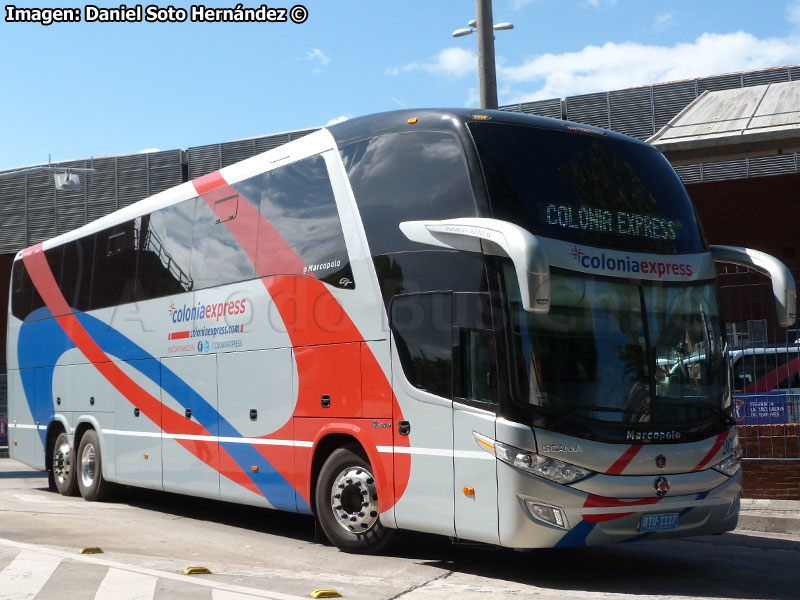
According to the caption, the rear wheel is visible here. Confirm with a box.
[76,430,113,501]
[51,432,78,496]
[315,447,394,554]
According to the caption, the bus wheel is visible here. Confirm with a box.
[51,432,78,496]
[76,430,112,501]
[315,448,394,554]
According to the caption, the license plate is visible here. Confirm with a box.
[639,512,679,532]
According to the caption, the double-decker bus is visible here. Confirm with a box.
[6,109,795,553]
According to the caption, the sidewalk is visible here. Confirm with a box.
[738,498,800,535]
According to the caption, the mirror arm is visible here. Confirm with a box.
[399,218,550,313]
[710,245,797,327]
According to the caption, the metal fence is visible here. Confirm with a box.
[718,264,800,460]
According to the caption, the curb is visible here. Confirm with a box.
[737,513,800,535]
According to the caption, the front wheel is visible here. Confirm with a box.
[76,430,113,501]
[315,447,394,554]
[51,432,78,496]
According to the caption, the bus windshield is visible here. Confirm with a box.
[468,121,705,255]
[504,267,729,426]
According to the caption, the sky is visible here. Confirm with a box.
[1,0,799,169]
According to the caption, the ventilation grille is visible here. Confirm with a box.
[609,87,653,140]
[565,92,609,128]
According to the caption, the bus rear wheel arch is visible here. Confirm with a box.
[314,446,394,554]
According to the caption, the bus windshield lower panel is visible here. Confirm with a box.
[504,266,729,431]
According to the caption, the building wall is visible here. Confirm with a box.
[687,172,800,271]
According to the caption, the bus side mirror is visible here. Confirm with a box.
[399,218,550,313]
[710,245,797,327]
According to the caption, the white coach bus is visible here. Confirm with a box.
[6,109,795,553]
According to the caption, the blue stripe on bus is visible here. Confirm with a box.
[17,308,300,510]
[554,520,596,547]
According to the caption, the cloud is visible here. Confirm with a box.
[305,48,331,73]
[325,116,349,126]
[653,12,676,32]
[138,148,160,153]
[788,1,800,27]
[499,31,800,103]
[583,0,617,8]
[387,47,476,78]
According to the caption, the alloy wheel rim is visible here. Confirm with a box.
[52,442,72,485]
[329,466,379,534]
[80,443,97,489]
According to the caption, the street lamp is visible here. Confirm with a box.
[0,164,95,191]
[452,0,514,110]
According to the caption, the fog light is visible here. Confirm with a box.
[525,500,567,529]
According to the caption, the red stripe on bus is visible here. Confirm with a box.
[190,171,412,510]
[605,444,642,475]
[21,244,261,498]
[168,331,190,340]
[692,430,729,472]
[582,493,661,523]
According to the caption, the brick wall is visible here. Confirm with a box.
[739,424,800,499]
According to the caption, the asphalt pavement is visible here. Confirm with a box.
[1,446,797,536]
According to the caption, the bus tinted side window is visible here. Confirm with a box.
[135,200,194,301]
[91,220,139,310]
[190,174,260,289]
[10,260,32,320]
[257,155,354,289]
[61,235,95,312]
[390,293,453,399]
[340,131,477,256]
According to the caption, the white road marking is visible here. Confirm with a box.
[0,537,305,600]
[0,550,62,600]
[94,568,157,600]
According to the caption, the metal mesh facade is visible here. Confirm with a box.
[0,127,319,254]
[1,65,798,254]
[499,65,800,187]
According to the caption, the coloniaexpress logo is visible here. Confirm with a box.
[569,245,693,279]
[168,299,248,324]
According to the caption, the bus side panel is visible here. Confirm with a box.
[218,348,296,509]
[113,358,163,490]
[293,343,362,418]
[161,354,220,500]
[362,341,392,419]
[391,358,455,537]
[7,368,38,468]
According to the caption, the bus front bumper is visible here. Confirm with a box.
[498,461,742,548]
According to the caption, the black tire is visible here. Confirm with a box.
[76,430,113,501]
[51,432,78,496]
[315,447,394,554]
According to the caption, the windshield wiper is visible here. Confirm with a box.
[549,404,636,428]
[654,401,735,427]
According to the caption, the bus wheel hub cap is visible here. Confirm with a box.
[330,467,379,534]
[53,443,72,483]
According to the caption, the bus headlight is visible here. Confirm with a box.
[474,432,593,484]
[712,445,743,477]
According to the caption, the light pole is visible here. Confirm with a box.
[0,164,95,191]
[452,0,514,110]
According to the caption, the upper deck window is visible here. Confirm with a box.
[468,122,705,255]
[341,131,477,257]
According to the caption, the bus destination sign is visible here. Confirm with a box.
[545,203,681,241]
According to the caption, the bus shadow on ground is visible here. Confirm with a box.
[88,488,800,600]
[116,486,317,543]
[396,532,800,600]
